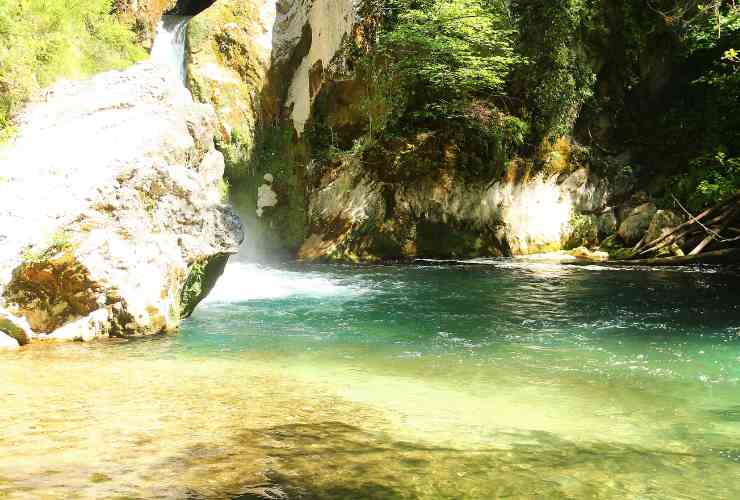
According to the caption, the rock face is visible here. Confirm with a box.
[186,0,276,147]
[298,160,613,260]
[277,0,358,134]
[188,0,629,261]
[115,0,178,46]
[181,0,679,263]
[0,59,242,343]
[618,202,658,246]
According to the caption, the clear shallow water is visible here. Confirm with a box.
[1,260,739,499]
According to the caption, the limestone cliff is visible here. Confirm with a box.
[181,0,716,263]
[191,0,625,261]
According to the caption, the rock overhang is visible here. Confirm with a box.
[167,0,218,16]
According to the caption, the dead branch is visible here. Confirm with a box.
[689,207,738,255]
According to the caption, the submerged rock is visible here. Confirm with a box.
[0,60,242,343]
[568,246,609,261]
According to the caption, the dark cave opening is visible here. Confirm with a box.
[167,0,217,16]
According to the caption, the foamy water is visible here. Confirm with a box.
[202,262,366,304]
[150,16,190,86]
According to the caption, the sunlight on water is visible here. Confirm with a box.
[1,260,739,499]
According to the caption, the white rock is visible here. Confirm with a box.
[0,332,20,350]
[0,57,243,343]
[46,308,111,342]
[257,183,279,217]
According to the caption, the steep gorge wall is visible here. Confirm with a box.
[187,0,700,262]
[183,0,364,259]
[192,0,620,261]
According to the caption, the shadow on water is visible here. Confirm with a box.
[159,421,739,500]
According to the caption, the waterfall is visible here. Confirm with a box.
[150,16,191,86]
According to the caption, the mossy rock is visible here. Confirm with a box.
[179,254,230,318]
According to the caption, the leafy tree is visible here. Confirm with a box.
[663,1,740,207]
[380,0,518,95]
[510,0,600,145]
[376,0,521,120]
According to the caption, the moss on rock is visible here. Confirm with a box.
[179,254,230,318]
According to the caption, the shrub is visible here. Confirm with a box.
[676,150,740,210]
[0,0,146,133]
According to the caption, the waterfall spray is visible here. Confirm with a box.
[150,16,191,86]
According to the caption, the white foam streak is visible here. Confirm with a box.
[203,262,361,304]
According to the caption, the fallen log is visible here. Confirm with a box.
[607,248,740,267]
[635,204,715,254]
[689,208,737,255]
[636,194,740,256]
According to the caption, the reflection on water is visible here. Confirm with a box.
[1,260,739,499]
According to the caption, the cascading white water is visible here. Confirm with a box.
[150,15,191,86]
[202,263,366,304]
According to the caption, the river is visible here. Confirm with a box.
[1,260,738,498]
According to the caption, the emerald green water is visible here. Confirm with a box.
[1,260,739,498]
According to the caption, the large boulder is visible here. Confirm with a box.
[645,209,685,244]
[617,191,650,223]
[0,59,242,343]
[617,202,657,245]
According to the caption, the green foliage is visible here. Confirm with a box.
[684,2,740,53]
[218,178,231,202]
[511,0,599,144]
[0,0,146,131]
[377,0,520,121]
[676,150,740,210]
[380,0,519,97]
[643,2,740,207]
[307,0,526,180]
[356,56,408,138]
[218,128,254,179]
